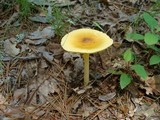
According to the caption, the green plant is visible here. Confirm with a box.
[151,0,160,14]
[16,0,33,18]
[49,6,69,37]
[120,11,160,89]
[120,48,148,89]
[1,0,15,11]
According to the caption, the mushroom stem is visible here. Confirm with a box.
[83,53,89,86]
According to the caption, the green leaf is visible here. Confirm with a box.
[156,27,160,32]
[149,55,160,65]
[120,73,132,89]
[143,12,158,30]
[123,48,133,62]
[126,33,144,40]
[147,45,160,52]
[132,64,147,80]
[144,32,159,45]
[92,21,104,31]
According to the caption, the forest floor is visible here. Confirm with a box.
[0,0,160,120]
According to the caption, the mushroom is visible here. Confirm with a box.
[61,28,113,86]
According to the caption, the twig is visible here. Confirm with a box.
[89,104,109,120]
[2,55,41,62]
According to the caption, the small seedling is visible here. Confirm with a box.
[16,0,33,19]
[120,48,148,89]
[50,6,69,37]
[120,11,160,89]
[126,12,160,65]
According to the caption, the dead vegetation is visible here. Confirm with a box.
[0,0,160,119]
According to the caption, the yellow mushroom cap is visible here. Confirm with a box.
[61,28,113,54]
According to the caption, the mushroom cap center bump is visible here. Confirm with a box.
[61,28,113,54]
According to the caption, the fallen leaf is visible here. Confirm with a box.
[63,52,72,63]
[40,59,48,68]
[24,39,34,44]
[128,106,137,117]
[4,107,25,119]
[63,52,81,63]
[29,15,48,23]
[39,78,59,97]
[47,43,63,56]
[13,88,26,100]
[118,11,130,22]
[140,85,153,95]
[32,110,45,119]
[36,46,46,53]
[82,104,95,118]
[25,106,45,119]
[143,75,160,95]
[98,92,116,101]
[41,26,55,39]
[73,86,91,94]
[143,103,157,117]
[55,0,76,7]
[25,38,47,45]
[72,100,82,113]
[42,51,54,63]
[4,38,20,57]
[21,60,38,79]
[20,44,29,52]
[0,93,6,104]
[73,57,83,72]
[28,26,54,40]
[27,30,42,39]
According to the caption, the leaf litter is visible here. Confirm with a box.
[1,0,160,119]
[3,38,20,57]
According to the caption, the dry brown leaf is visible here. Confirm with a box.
[153,75,160,93]
[13,88,26,100]
[20,44,29,52]
[25,106,45,119]
[98,92,116,101]
[135,103,158,118]
[42,51,54,62]
[64,67,73,82]
[41,26,55,39]
[27,26,54,39]
[63,52,73,63]
[140,85,153,95]
[141,75,160,95]
[82,104,95,118]
[73,86,92,94]
[4,38,20,57]
[4,107,25,119]
[25,38,47,45]
[143,105,156,117]
[47,43,63,56]
[73,57,83,72]
[40,59,48,68]
[0,93,6,104]
[72,99,82,113]
[63,52,81,63]
[21,61,37,79]
[39,79,58,97]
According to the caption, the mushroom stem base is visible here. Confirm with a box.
[83,53,89,86]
